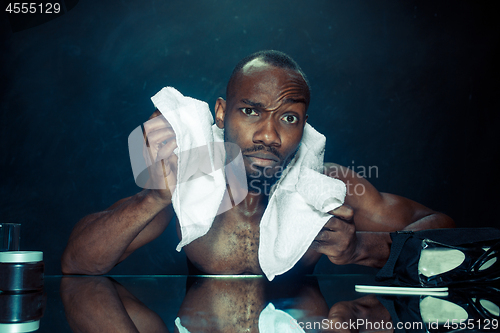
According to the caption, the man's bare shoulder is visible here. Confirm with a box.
[323,162,377,183]
[322,163,452,231]
[323,162,380,201]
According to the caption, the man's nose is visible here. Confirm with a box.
[252,117,281,147]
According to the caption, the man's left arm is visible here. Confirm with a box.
[311,163,455,268]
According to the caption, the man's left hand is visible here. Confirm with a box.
[311,205,358,265]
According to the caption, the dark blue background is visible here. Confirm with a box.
[1,0,498,275]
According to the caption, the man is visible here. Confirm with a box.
[61,50,454,275]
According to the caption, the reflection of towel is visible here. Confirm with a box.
[151,87,346,280]
[259,303,306,333]
[174,317,190,333]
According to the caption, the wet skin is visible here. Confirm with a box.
[182,60,321,274]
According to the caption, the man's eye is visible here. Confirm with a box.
[241,108,258,116]
[282,115,298,124]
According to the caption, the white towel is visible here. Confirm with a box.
[149,87,346,280]
[150,87,246,251]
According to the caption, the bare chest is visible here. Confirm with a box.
[181,211,263,274]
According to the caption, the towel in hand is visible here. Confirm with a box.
[256,120,346,280]
[150,87,247,251]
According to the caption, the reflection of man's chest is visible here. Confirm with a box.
[178,277,266,332]
[180,209,264,274]
[177,276,329,332]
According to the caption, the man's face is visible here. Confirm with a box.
[215,59,309,193]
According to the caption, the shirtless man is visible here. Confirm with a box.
[61,50,454,276]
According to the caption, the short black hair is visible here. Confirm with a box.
[226,50,310,107]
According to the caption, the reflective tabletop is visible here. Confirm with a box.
[1,274,499,332]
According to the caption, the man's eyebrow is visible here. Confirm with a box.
[241,99,265,108]
[282,97,307,105]
[241,98,306,108]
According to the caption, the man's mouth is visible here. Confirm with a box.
[244,153,280,167]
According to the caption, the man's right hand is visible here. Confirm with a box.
[143,110,178,204]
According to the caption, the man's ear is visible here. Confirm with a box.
[215,97,226,129]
